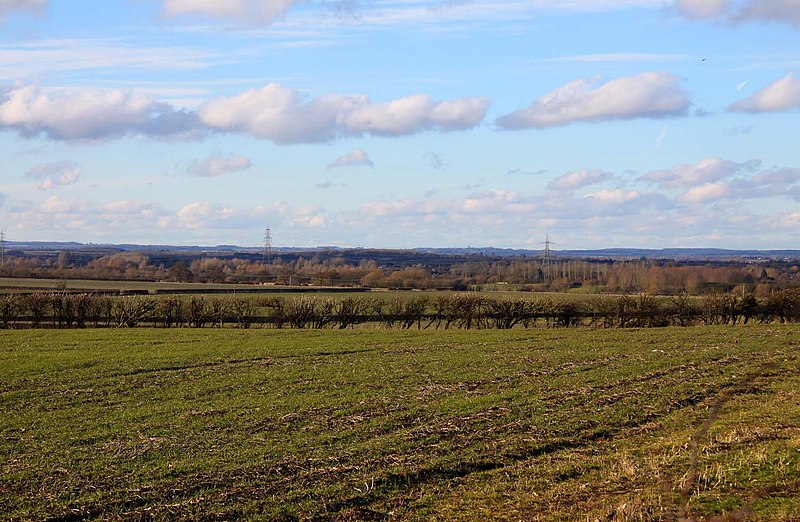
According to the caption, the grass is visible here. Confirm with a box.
[0,277,371,294]
[1,326,798,521]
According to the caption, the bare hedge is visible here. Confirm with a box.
[0,290,798,330]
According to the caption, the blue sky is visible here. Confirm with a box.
[0,0,799,249]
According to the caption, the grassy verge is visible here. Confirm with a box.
[1,326,798,521]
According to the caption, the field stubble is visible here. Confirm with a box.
[1,326,798,521]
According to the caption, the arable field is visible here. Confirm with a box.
[1,327,799,521]
[0,277,366,295]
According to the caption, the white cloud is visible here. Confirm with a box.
[170,200,325,231]
[188,153,252,177]
[673,0,730,19]
[729,73,800,112]
[0,84,200,141]
[24,160,81,190]
[677,181,732,204]
[162,0,298,25]
[200,83,488,143]
[0,82,485,144]
[638,157,757,188]
[7,195,169,240]
[0,0,46,20]
[175,201,224,229]
[427,97,490,130]
[327,148,374,169]
[547,169,610,191]
[584,189,640,203]
[496,72,690,129]
[199,83,359,144]
[341,94,435,135]
[639,158,800,204]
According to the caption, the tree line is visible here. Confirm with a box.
[1,290,799,330]
[2,250,799,295]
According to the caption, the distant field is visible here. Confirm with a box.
[0,276,266,292]
[0,277,372,295]
[2,327,799,521]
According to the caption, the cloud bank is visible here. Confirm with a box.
[639,157,800,204]
[5,156,799,248]
[0,82,487,144]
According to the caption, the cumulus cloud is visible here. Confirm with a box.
[496,72,690,129]
[24,160,81,190]
[327,148,374,169]
[6,195,169,238]
[352,185,675,247]
[640,158,800,205]
[729,73,800,113]
[547,169,610,191]
[162,0,297,24]
[199,83,489,143]
[0,0,46,19]
[638,157,758,188]
[170,200,326,231]
[0,84,201,141]
[0,82,486,144]
[188,153,252,177]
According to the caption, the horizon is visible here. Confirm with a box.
[4,236,800,255]
[0,1,799,249]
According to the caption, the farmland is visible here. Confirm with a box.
[2,326,799,520]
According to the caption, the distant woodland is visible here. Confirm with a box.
[1,248,798,296]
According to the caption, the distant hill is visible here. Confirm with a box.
[4,241,799,261]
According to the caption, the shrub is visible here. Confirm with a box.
[0,294,22,328]
[113,296,156,328]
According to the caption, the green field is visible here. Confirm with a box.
[2,327,799,521]
[0,277,371,295]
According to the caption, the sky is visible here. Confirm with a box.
[0,0,799,249]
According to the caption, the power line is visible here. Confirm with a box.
[0,229,6,266]
[540,234,556,281]
[263,227,272,265]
